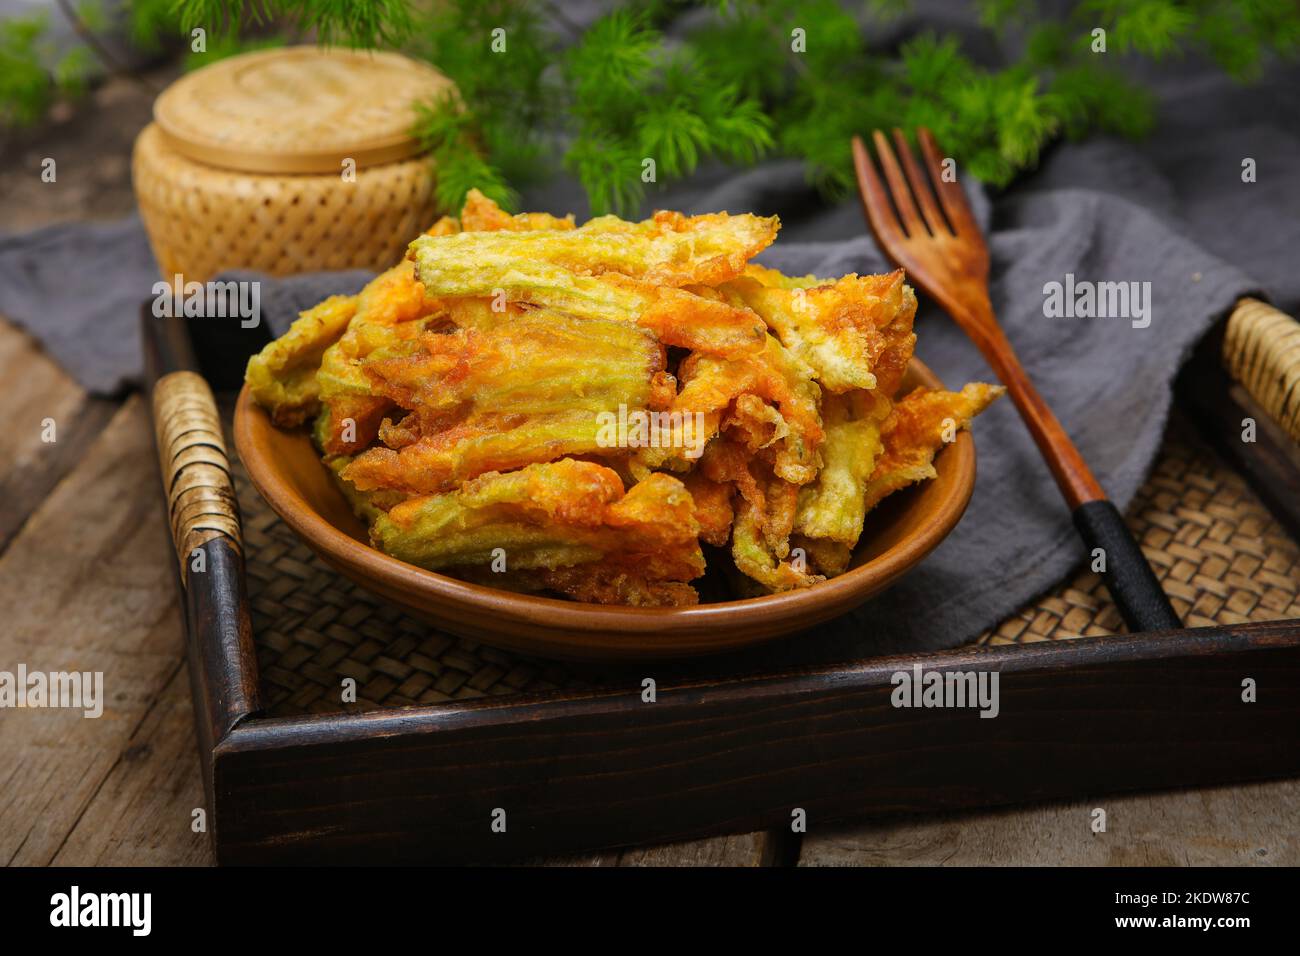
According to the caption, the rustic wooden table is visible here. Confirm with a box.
[2,74,1296,867]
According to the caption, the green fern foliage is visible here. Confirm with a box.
[3,0,1297,215]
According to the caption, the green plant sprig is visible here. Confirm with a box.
[5,1,1298,217]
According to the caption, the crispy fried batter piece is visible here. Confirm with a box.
[740,264,826,289]
[410,243,768,357]
[460,188,576,232]
[244,192,1006,607]
[790,535,853,577]
[423,216,461,236]
[423,190,577,236]
[451,565,699,607]
[370,461,704,593]
[344,413,616,495]
[315,261,442,454]
[533,567,699,606]
[367,313,662,427]
[697,437,819,591]
[311,197,583,455]
[341,313,664,495]
[787,384,1001,582]
[793,390,891,547]
[324,455,408,523]
[737,380,1002,590]
[410,207,778,288]
[731,492,824,592]
[863,383,1004,511]
[653,334,823,483]
[680,470,734,547]
[408,207,777,357]
[723,266,917,394]
[244,294,358,426]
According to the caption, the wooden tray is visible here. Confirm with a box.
[141,302,1300,865]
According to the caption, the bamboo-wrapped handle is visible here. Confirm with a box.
[1224,298,1300,443]
[151,370,241,579]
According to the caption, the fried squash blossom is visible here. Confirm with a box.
[246,190,1002,606]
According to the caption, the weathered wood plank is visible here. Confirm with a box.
[0,319,117,552]
[797,778,1300,866]
[49,663,212,866]
[617,831,780,867]
[528,849,622,866]
[530,830,791,866]
[0,395,204,864]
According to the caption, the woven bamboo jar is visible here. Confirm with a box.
[133,47,455,281]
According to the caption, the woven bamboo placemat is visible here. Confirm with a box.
[225,411,1300,718]
[979,415,1300,645]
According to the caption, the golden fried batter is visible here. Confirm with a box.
[863,383,1005,511]
[459,188,576,232]
[246,191,1004,605]
[314,260,442,454]
[679,471,735,547]
[665,335,823,483]
[411,246,768,357]
[793,389,891,546]
[410,207,777,288]
[724,266,917,395]
[371,461,704,594]
[245,294,358,426]
[341,313,664,494]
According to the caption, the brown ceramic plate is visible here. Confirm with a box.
[234,358,977,660]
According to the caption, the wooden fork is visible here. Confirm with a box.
[852,127,1180,632]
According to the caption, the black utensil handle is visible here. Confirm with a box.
[1073,500,1181,632]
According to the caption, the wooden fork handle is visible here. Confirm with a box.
[1007,368,1181,632]
[961,310,1181,632]
[962,317,1104,506]
[1073,501,1181,632]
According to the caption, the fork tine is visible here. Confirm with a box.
[891,128,947,236]
[851,135,904,246]
[917,127,978,235]
[871,129,924,236]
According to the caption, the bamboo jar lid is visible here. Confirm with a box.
[134,47,452,281]
[153,47,455,174]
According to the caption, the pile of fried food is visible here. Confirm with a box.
[246,189,1002,606]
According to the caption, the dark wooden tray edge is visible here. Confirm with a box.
[141,308,1300,864]
[211,620,1300,863]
